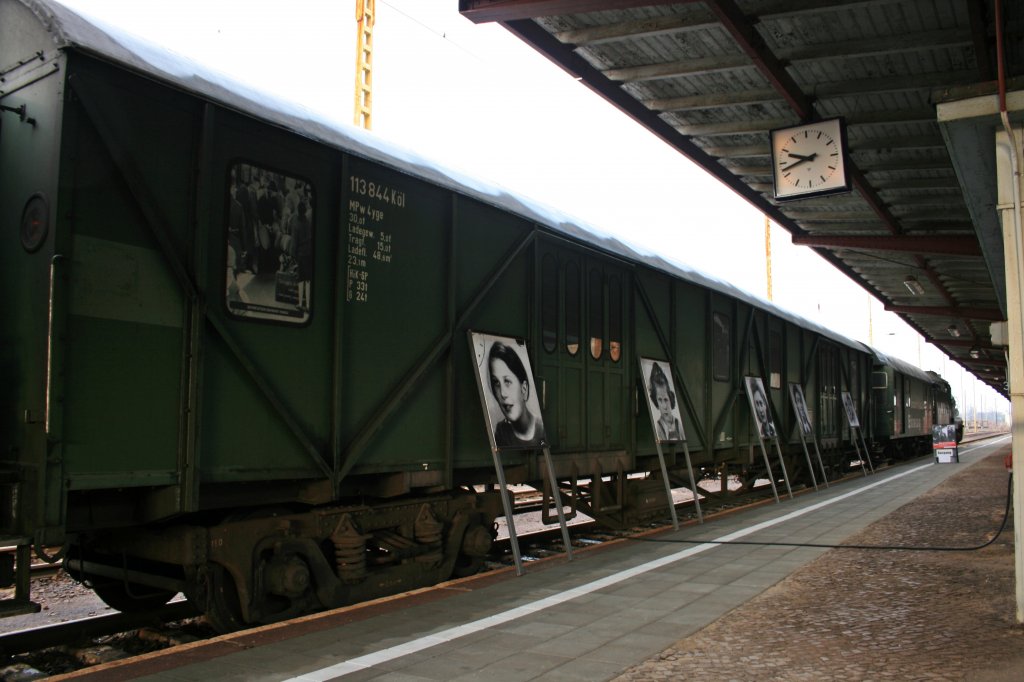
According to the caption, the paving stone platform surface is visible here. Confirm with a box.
[613,447,1023,682]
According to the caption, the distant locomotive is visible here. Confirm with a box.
[0,0,957,629]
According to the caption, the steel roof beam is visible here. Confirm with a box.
[814,70,978,98]
[647,89,782,112]
[677,119,797,137]
[605,55,750,82]
[678,109,935,137]
[962,358,1007,368]
[775,29,972,63]
[556,10,715,45]
[858,158,955,172]
[938,339,999,349]
[885,305,1004,321]
[878,194,965,206]
[459,0,693,24]
[872,177,960,190]
[604,31,969,80]
[791,235,981,256]
[706,134,947,158]
[705,0,812,118]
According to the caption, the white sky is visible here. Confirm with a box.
[53,0,1006,418]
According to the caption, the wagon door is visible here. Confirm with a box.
[537,246,585,451]
[584,259,629,451]
[536,245,629,453]
[818,343,839,440]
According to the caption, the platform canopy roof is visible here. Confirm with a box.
[460,0,1024,395]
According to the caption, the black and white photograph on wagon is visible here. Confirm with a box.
[744,376,791,501]
[841,391,861,428]
[789,383,813,437]
[226,161,314,324]
[640,358,686,443]
[470,332,547,450]
[841,390,876,475]
[639,357,700,527]
[744,376,777,439]
[789,382,827,491]
[469,332,572,574]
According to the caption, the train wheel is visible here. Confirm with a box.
[451,520,493,578]
[451,553,484,578]
[204,563,246,633]
[92,579,177,613]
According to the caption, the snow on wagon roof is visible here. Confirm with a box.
[26,0,869,353]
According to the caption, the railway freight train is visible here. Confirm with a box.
[0,0,958,629]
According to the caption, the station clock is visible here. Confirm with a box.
[770,118,851,201]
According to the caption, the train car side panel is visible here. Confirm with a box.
[200,106,338,484]
[0,2,69,541]
[632,267,675,457]
[338,157,453,477]
[451,196,536,469]
[59,57,192,485]
[708,293,737,457]
[674,279,709,456]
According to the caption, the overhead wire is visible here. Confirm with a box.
[380,1,487,62]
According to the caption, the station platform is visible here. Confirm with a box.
[63,435,1018,682]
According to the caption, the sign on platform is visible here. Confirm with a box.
[932,424,959,464]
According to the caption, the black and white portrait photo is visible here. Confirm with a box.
[226,162,314,324]
[470,332,547,450]
[841,391,860,428]
[744,376,777,439]
[640,358,685,443]
[933,423,957,448]
[789,383,813,436]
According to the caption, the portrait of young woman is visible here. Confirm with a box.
[470,332,547,450]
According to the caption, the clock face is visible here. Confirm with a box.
[770,118,849,200]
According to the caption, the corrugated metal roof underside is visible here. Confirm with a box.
[462,0,1024,394]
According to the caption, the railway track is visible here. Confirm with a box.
[0,601,198,658]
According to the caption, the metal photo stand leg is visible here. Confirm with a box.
[542,447,573,561]
[771,437,794,499]
[490,448,524,576]
[857,427,875,473]
[808,435,829,488]
[756,437,781,503]
[654,442,680,530]
[797,433,819,492]
[681,440,703,524]
[849,430,870,477]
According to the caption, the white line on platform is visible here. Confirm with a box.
[288,437,1007,680]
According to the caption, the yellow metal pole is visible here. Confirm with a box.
[354,0,375,130]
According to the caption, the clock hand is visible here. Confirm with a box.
[781,152,819,172]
